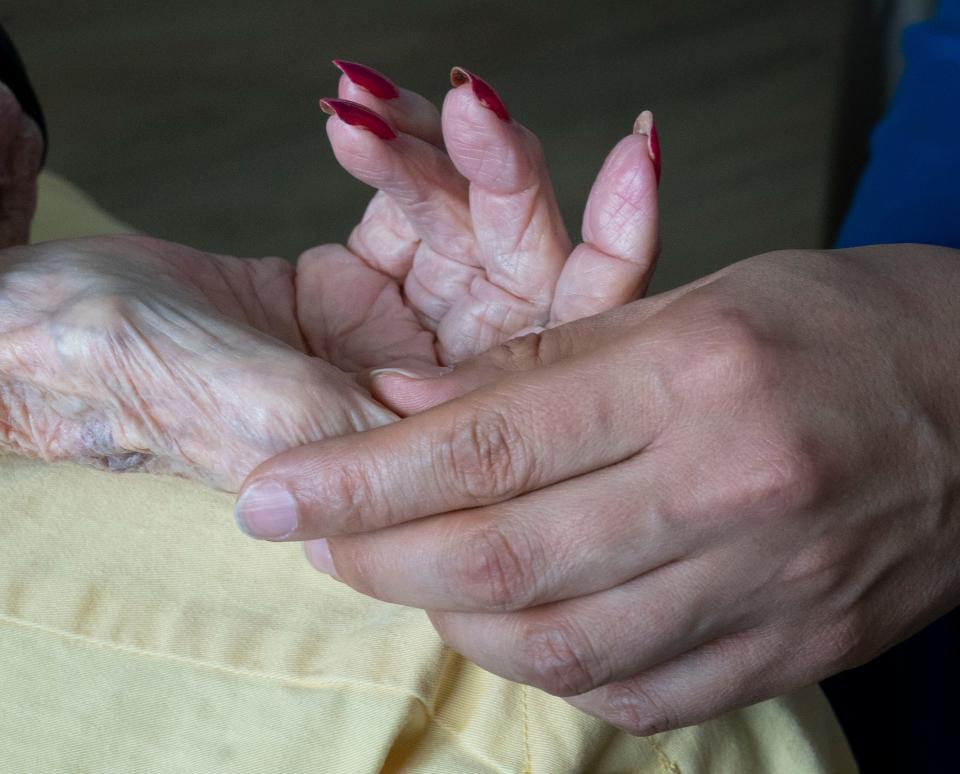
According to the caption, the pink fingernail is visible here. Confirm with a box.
[450,66,511,122]
[633,110,661,186]
[332,59,400,100]
[319,98,397,140]
[235,480,299,540]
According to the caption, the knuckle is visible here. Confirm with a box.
[818,613,872,674]
[67,292,138,338]
[310,458,379,533]
[295,242,339,266]
[57,292,145,374]
[455,523,541,611]
[742,434,824,514]
[518,616,605,696]
[674,306,769,396]
[704,307,768,380]
[779,537,849,599]
[89,292,135,321]
[489,332,548,372]
[602,680,682,737]
[444,407,533,502]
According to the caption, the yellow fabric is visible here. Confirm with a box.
[0,173,858,772]
[30,171,135,241]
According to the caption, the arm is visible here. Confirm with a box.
[0,25,44,248]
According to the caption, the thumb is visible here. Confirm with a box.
[371,283,697,416]
[368,360,495,415]
[369,311,621,415]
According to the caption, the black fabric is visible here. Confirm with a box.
[0,24,46,163]
[821,607,960,771]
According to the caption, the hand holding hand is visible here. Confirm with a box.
[242,245,960,734]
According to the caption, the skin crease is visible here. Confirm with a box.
[247,245,960,736]
[0,67,659,492]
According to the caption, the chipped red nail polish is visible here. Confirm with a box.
[318,98,397,140]
[633,110,661,185]
[332,59,400,100]
[450,66,511,122]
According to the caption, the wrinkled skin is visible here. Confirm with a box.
[0,69,659,490]
[299,70,658,370]
[0,236,392,490]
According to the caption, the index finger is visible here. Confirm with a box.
[235,337,669,540]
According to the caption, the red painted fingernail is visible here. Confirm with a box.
[450,66,511,122]
[633,110,661,186]
[332,59,400,100]
[319,98,397,140]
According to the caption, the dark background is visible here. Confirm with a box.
[3,0,847,292]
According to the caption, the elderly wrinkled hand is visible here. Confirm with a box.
[0,235,394,489]
[242,245,960,735]
[0,65,660,493]
[298,63,659,372]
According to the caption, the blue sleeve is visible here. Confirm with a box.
[835,0,960,249]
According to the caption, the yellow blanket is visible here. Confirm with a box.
[0,173,857,772]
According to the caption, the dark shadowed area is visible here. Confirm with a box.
[3,0,847,291]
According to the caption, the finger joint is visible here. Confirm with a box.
[444,407,534,502]
[519,616,606,696]
[455,523,541,611]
